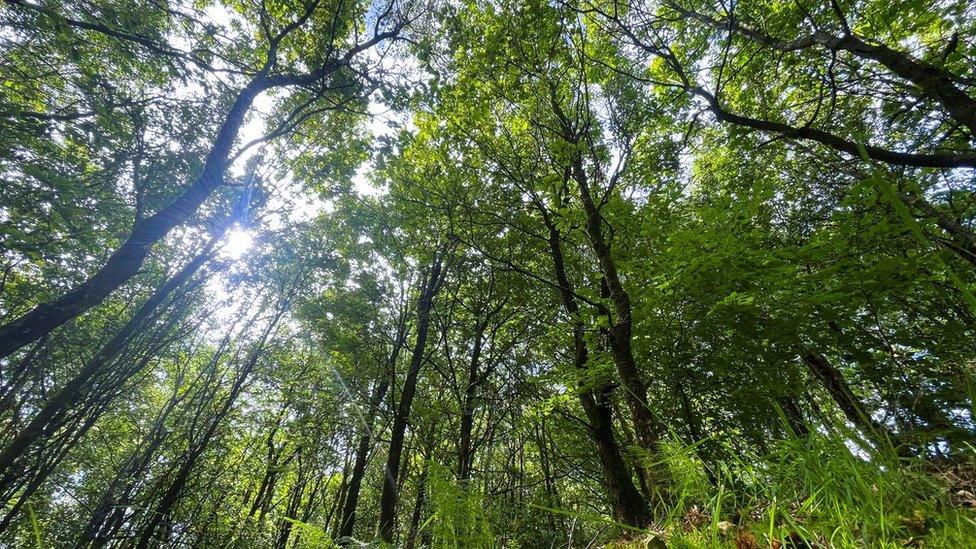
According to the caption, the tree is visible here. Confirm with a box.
[2,1,976,547]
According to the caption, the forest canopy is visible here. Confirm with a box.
[1,0,975,547]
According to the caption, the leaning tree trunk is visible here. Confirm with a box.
[0,232,221,488]
[0,278,206,532]
[802,352,898,447]
[0,76,266,361]
[776,395,811,438]
[0,17,397,359]
[76,365,192,548]
[135,305,284,548]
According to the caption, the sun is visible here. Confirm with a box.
[222,229,254,259]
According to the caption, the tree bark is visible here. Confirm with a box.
[0,78,265,360]
[539,207,652,527]
[776,395,811,438]
[0,237,219,492]
[567,155,663,473]
[0,19,401,360]
[337,381,390,540]
[802,352,895,444]
[338,312,407,541]
[404,465,428,549]
[134,307,283,547]
[378,249,448,543]
[458,318,487,482]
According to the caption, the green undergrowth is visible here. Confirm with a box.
[648,436,976,548]
[366,437,976,548]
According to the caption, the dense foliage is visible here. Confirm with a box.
[1,0,975,547]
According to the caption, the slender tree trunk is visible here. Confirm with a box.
[0,235,219,486]
[533,419,563,533]
[327,452,352,538]
[275,464,307,549]
[335,381,389,540]
[76,372,188,548]
[0,288,202,531]
[0,392,108,531]
[539,210,652,527]
[404,464,428,549]
[134,307,283,547]
[250,414,290,522]
[458,319,487,482]
[338,315,406,540]
[776,395,811,438]
[802,353,891,439]
[378,249,448,543]
[676,381,718,485]
[0,334,50,412]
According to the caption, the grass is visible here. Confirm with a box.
[406,434,976,548]
[651,435,976,548]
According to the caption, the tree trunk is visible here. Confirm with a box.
[338,312,407,541]
[0,77,266,360]
[337,380,390,540]
[802,353,894,443]
[0,234,220,486]
[378,249,448,543]
[677,381,718,485]
[404,465,428,549]
[135,307,283,547]
[458,318,487,482]
[776,395,811,438]
[539,209,652,527]
[76,372,187,548]
[569,157,660,455]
